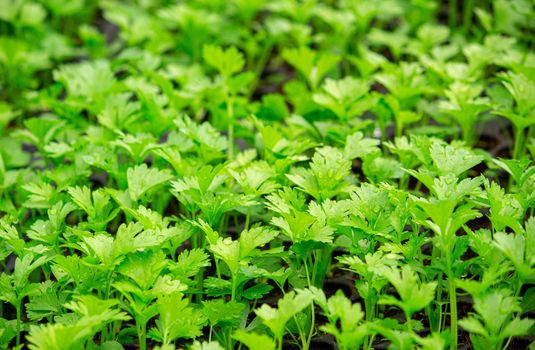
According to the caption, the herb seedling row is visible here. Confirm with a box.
[0,1,534,350]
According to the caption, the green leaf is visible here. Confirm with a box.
[190,341,225,350]
[286,147,352,201]
[459,317,487,337]
[313,77,372,120]
[203,45,245,78]
[117,251,167,290]
[0,318,17,347]
[97,93,141,132]
[202,299,245,327]
[53,60,117,99]
[150,293,207,345]
[318,290,367,350]
[242,283,273,300]
[172,248,211,281]
[22,182,56,209]
[68,186,95,217]
[499,71,535,126]
[282,46,339,89]
[239,226,279,258]
[210,237,240,273]
[493,231,534,282]
[429,141,483,177]
[344,132,380,160]
[127,164,173,202]
[500,317,535,338]
[460,288,533,347]
[257,94,290,121]
[255,288,314,340]
[233,330,276,350]
[27,296,129,350]
[379,265,437,317]
[25,282,66,321]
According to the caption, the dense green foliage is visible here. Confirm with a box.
[1,0,535,349]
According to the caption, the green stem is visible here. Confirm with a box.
[307,304,315,349]
[228,118,234,160]
[102,270,114,340]
[462,123,475,146]
[437,272,444,332]
[503,278,524,349]
[367,334,376,350]
[296,258,317,347]
[247,40,274,99]
[513,125,526,160]
[15,301,21,347]
[111,320,122,342]
[447,263,458,350]
[137,321,147,350]
[311,253,318,287]
[396,118,403,138]
[215,258,222,279]
[244,207,251,231]
[405,311,414,334]
[429,247,444,333]
[226,88,235,160]
[399,172,410,190]
[196,267,206,303]
[277,334,283,350]
[463,0,474,33]
[364,293,376,350]
[303,258,312,287]
[449,0,457,28]
[231,272,238,301]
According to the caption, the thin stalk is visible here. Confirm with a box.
[15,301,21,347]
[396,118,403,138]
[461,123,475,146]
[303,258,312,287]
[405,311,414,334]
[291,313,307,349]
[437,272,444,332]
[463,0,474,33]
[429,247,445,333]
[513,125,526,160]
[231,272,238,301]
[192,230,205,303]
[111,320,122,342]
[233,212,240,234]
[364,292,376,350]
[102,270,114,341]
[196,267,206,303]
[449,0,458,28]
[503,278,524,349]
[447,261,458,350]
[311,253,318,287]
[215,258,222,279]
[247,40,274,99]
[528,125,535,144]
[244,207,251,231]
[367,334,376,350]
[137,321,147,350]
[302,258,316,349]
[399,172,410,190]
[225,88,235,160]
[219,214,229,236]
[306,305,315,350]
